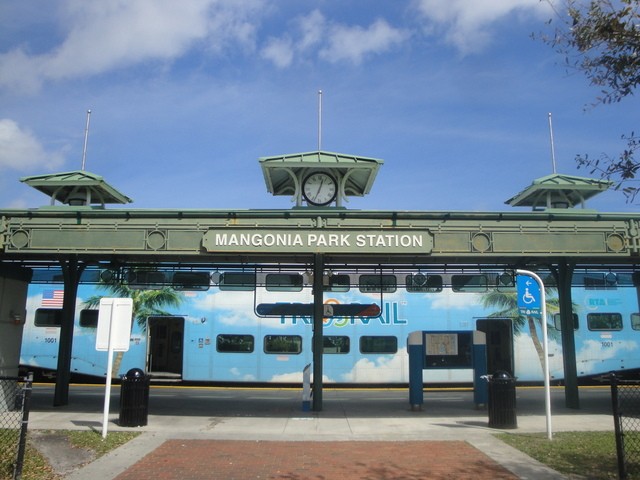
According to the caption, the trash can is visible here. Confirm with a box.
[119,368,150,427]
[487,370,517,429]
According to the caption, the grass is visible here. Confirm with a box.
[1,430,139,480]
[497,431,640,479]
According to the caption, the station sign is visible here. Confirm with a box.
[203,228,433,254]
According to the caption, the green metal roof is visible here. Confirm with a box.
[259,151,383,198]
[20,170,133,207]
[505,174,613,210]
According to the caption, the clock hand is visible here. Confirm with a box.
[315,178,324,198]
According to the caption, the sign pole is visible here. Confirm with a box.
[517,269,552,440]
[96,298,133,440]
[102,303,115,439]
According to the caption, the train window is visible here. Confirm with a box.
[617,273,636,286]
[553,313,579,330]
[587,313,623,331]
[406,274,442,293]
[631,314,640,331]
[127,270,168,289]
[34,308,62,327]
[266,273,303,292]
[172,272,210,291]
[326,274,350,292]
[264,335,302,354]
[216,334,254,353]
[322,336,350,354]
[79,309,99,328]
[359,275,397,293]
[219,272,256,291]
[360,335,398,354]
[575,272,618,290]
[452,274,488,292]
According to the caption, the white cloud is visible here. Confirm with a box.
[320,18,409,64]
[0,0,265,92]
[193,290,259,327]
[341,347,407,382]
[576,339,638,375]
[261,36,295,68]
[429,290,483,310]
[193,289,304,329]
[297,9,325,52]
[230,367,257,381]
[262,11,409,68]
[0,119,65,171]
[270,371,334,383]
[412,0,551,54]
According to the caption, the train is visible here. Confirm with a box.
[18,268,640,384]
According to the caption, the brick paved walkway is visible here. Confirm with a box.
[115,440,517,479]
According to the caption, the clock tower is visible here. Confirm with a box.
[260,150,383,208]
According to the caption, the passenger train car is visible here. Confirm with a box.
[19,269,640,384]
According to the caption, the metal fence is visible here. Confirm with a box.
[611,373,640,479]
[0,374,32,480]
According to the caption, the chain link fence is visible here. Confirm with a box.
[611,373,640,479]
[0,374,32,480]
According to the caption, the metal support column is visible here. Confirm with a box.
[557,262,579,409]
[312,253,324,412]
[53,256,84,407]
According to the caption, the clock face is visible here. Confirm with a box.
[302,172,337,206]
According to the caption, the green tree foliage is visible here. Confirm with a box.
[543,0,640,201]
[84,284,183,332]
[480,289,559,372]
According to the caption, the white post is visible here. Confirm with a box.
[102,306,115,439]
[318,90,322,151]
[96,298,133,439]
[517,269,552,440]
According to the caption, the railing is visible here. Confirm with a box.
[0,374,32,480]
[611,373,640,479]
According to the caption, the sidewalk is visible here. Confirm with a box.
[26,385,614,479]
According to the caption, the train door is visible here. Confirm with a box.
[476,318,513,376]
[147,316,184,379]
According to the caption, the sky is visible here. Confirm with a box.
[0,0,638,213]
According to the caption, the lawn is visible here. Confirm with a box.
[497,431,640,479]
[1,430,139,480]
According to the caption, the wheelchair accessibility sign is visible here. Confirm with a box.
[517,275,541,315]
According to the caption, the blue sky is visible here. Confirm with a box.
[0,1,637,212]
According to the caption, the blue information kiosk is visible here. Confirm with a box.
[408,330,488,410]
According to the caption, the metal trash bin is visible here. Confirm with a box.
[119,368,150,427]
[488,370,517,429]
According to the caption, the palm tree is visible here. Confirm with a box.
[480,289,560,373]
[84,283,184,377]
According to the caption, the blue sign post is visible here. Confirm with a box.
[517,275,541,316]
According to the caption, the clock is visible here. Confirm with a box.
[302,172,337,206]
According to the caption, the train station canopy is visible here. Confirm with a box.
[20,170,133,208]
[259,150,383,198]
[504,173,613,210]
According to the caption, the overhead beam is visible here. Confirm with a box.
[1,209,638,264]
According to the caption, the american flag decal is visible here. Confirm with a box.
[42,290,64,307]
